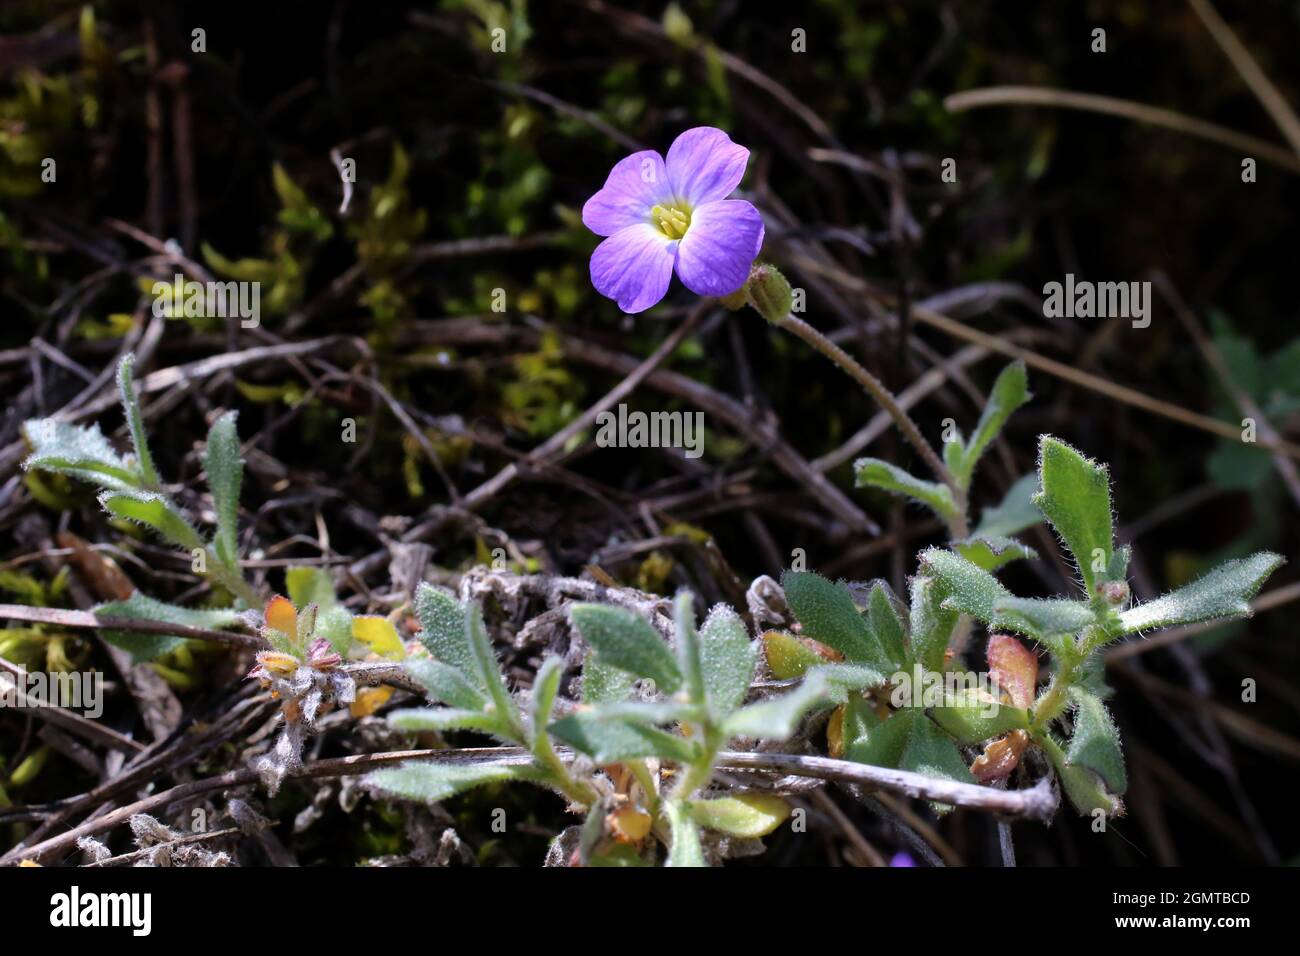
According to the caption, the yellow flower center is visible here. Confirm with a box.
[650,202,692,240]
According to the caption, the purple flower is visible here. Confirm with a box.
[583,127,765,313]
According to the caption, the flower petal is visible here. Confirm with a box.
[666,127,750,206]
[674,200,764,297]
[582,150,670,236]
[590,224,677,313]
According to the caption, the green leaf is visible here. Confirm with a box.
[723,672,829,739]
[315,605,354,656]
[22,419,140,491]
[854,458,957,521]
[413,584,476,685]
[116,354,159,488]
[99,489,204,552]
[993,596,1096,638]
[782,571,891,669]
[820,662,891,698]
[688,793,791,838]
[465,602,523,738]
[844,701,916,767]
[568,603,682,694]
[1034,437,1114,598]
[907,574,959,672]
[917,548,1010,624]
[698,603,757,717]
[203,411,243,571]
[665,800,707,867]
[673,592,706,707]
[529,656,564,757]
[547,712,695,763]
[368,760,541,803]
[954,535,1038,572]
[974,474,1041,538]
[867,582,908,667]
[580,652,636,704]
[405,657,488,711]
[900,714,975,788]
[285,566,338,612]
[1116,552,1284,636]
[761,630,830,680]
[955,362,1030,486]
[928,687,1030,744]
[388,708,503,733]
[95,592,242,662]
[1065,689,1126,794]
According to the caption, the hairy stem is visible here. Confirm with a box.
[775,314,968,536]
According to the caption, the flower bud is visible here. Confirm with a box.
[745,263,793,323]
[1098,579,1129,607]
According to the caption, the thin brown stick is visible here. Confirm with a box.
[0,604,263,649]
[944,86,1300,174]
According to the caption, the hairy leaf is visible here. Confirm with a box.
[569,603,682,694]
[22,419,139,492]
[203,411,242,570]
[698,603,757,717]
[547,711,694,763]
[368,760,541,803]
[974,474,1041,538]
[1034,437,1114,598]
[115,354,159,488]
[665,800,706,867]
[1116,552,1283,636]
[413,584,476,685]
[405,657,487,711]
[580,652,636,704]
[688,793,790,838]
[907,574,959,672]
[285,566,338,611]
[867,582,908,667]
[854,457,957,520]
[956,361,1030,486]
[95,592,242,662]
[388,708,503,733]
[1065,689,1126,794]
[99,489,204,552]
[954,535,1038,572]
[782,571,889,669]
[723,671,829,739]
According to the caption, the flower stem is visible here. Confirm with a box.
[775,314,968,536]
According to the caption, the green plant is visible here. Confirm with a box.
[367,584,863,866]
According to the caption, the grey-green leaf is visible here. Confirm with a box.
[568,603,682,694]
[388,708,503,733]
[854,457,957,520]
[917,548,1010,624]
[723,672,829,739]
[993,596,1096,639]
[413,583,476,685]
[95,592,243,662]
[22,419,139,491]
[99,489,204,552]
[580,652,636,705]
[867,582,907,668]
[547,712,695,763]
[956,361,1030,486]
[1034,436,1114,598]
[116,354,159,488]
[368,760,541,803]
[954,535,1038,572]
[204,411,243,571]
[782,571,889,668]
[907,574,959,672]
[405,657,488,711]
[1116,552,1283,637]
[1065,689,1126,794]
[698,603,757,717]
[665,800,707,867]
[974,474,1042,538]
